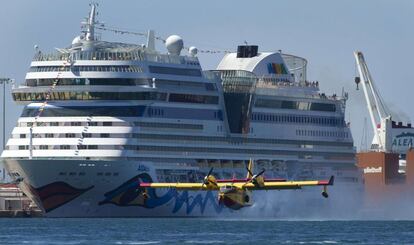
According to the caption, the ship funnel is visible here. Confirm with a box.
[237,45,258,58]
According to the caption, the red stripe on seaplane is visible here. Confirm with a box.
[138,183,152,187]
[216,178,286,183]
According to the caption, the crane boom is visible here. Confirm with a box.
[354,51,391,151]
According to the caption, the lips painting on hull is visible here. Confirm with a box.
[98,173,173,207]
[28,182,94,213]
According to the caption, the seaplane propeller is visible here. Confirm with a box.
[201,167,218,188]
[245,167,266,187]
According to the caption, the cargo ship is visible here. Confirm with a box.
[355,51,414,205]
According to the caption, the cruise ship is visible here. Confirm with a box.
[1,5,360,217]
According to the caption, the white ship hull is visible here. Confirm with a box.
[4,159,361,218]
[5,159,229,217]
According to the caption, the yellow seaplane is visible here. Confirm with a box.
[138,160,334,210]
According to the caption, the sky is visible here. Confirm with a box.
[1,0,414,151]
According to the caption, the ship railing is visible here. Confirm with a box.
[256,78,344,101]
[256,78,319,89]
[32,51,199,64]
[256,88,343,101]
[205,69,343,100]
[33,51,144,62]
[145,53,198,64]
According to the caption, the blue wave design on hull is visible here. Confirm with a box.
[171,190,223,214]
[100,173,223,214]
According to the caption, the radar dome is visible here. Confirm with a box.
[189,46,198,57]
[165,35,184,55]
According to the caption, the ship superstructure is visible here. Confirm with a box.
[1,5,358,217]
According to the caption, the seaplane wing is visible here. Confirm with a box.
[138,176,334,191]
[232,176,335,190]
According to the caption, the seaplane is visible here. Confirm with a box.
[138,160,334,210]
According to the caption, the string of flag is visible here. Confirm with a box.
[33,60,71,124]
[95,26,232,54]
[29,59,71,157]
[95,26,165,42]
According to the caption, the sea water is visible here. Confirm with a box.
[0,218,413,244]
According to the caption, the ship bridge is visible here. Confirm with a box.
[217,45,308,83]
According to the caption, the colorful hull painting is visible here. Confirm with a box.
[28,182,94,213]
[99,173,224,214]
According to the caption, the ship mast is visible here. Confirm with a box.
[85,3,98,41]
[81,3,100,51]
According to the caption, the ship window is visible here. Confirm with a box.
[62,92,69,100]
[281,101,296,109]
[18,145,25,150]
[28,65,144,73]
[83,133,92,138]
[60,145,71,149]
[65,133,76,138]
[252,113,342,127]
[59,172,67,176]
[101,133,110,138]
[39,145,48,150]
[20,134,26,139]
[149,66,201,76]
[14,91,168,102]
[133,122,203,130]
[88,145,98,149]
[103,122,112,126]
[79,172,86,176]
[310,103,336,112]
[25,78,151,87]
[255,99,282,108]
[256,99,336,112]
[97,172,103,176]
[169,93,218,104]
[205,83,217,91]
[20,106,218,122]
